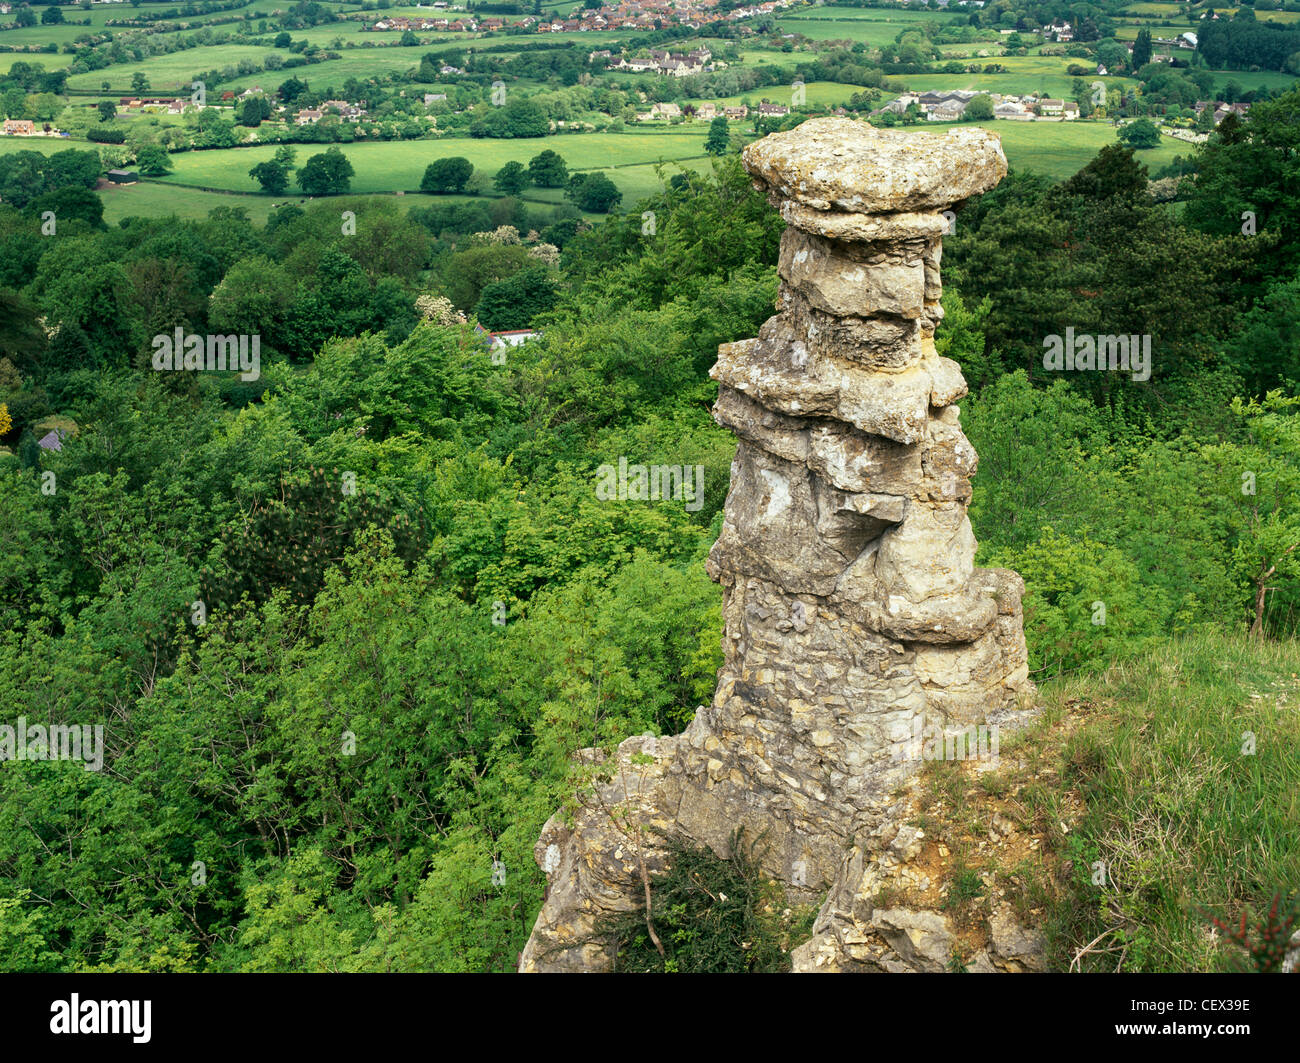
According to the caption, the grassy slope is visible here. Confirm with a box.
[915,629,1300,972]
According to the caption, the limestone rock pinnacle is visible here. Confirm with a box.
[519,117,1034,974]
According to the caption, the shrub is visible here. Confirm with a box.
[597,829,804,973]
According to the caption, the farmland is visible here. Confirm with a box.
[0,0,1297,228]
[0,51,74,74]
[149,128,707,193]
[64,45,284,93]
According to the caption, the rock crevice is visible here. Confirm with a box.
[519,118,1036,973]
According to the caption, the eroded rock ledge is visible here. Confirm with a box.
[519,118,1037,973]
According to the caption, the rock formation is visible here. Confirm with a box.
[519,117,1037,973]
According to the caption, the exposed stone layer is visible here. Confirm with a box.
[520,118,1034,973]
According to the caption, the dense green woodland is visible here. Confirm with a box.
[0,87,1298,972]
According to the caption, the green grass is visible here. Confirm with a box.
[0,51,74,74]
[901,70,1141,102]
[99,181,618,226]
[986,120,1187,179]
[99,179,286,225]
[709,80,874,108]
[736,49,807,72]
[1031,630,1300,971]
[842,120,1183,181]
[65,45,281,93]
[1119,1,1196,13]
[1204,69,1300,94]
[0,135,93,156]
[780,6,957,19]
[211,51,429,94]
[777,8,955,47]
[154,129,710,195]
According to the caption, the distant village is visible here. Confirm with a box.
[0,2,1256,143]
[362,0,798,36]
[589,46,720,78]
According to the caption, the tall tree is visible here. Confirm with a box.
[297,148,354,196]
[1132,27,1154,70]
[250,160,290,195]
[527,149,568,187]
[705,116,730,155]
[494,161,530,195]
[421,157,473,193]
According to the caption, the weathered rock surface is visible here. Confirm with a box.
[519,117,1035,973]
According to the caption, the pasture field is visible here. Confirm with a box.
[775,10,955,46]
[0,0,277,47]
[736,49,805,71]
[0,24,104,48]
[0,51,74,74]
[709,80,875,108]
[1204,69,1300,93]
[213,32,639,94]
[152,127,710,194]
[1205,7,1300,21]
[902,70,1140,101]
[244,22,373,45]
[1119,2,1190,12]
[577,156,711,205]
[97,178,663,227]
[95,182,526,226]
[937,43,999,56]
[211,51,426,94]
[958,118,1188,179]
[110,118,1188,207]
[779,7,954,20]
[0,134,85,157]
[65,45,281,92]
[1117,3,1300,21]
[100,179,285,224]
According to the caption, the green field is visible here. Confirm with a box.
[775,11,956,46]
[96,182,536,226]
[0,0,277,47]
[98,176,690,225]
[901,70,1141,101]
[710,79,874,108]
[769,12,956,45]
[736,49,806,71]
[1204,69,1300,93]
[0,134,84,156]
[212,51,430,94]
[153,128,710,194]
[65,45,281,92]
[1119,1,1195,14]
[0,51,74,74]
[99,179,285,224]
[960,118,1188,179]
